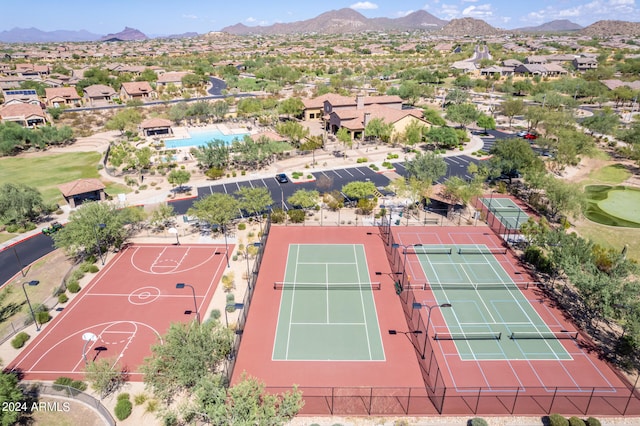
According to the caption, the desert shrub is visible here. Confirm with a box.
[58,293,69,304]
[134,393,147,405]
[117,392,130,401]
[53,377,87,392]
[11,332,30,349]
[356,157,368,163]
[205,167,225,179]
[270,208,286,224]
[548,414,569,426]
[114,398,132,421]
[36,311,51,324]
[210,309,221,320]
[237,223,246,231]
[585,418,601,426]
[568,417,586,426]
[67,281,81,293]
[70,269,85,281]
[287,209,305,223]
[145,399,159,413]
[469,418,489,426]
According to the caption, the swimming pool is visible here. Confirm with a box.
[164,129,248,148]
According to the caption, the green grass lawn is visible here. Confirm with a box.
[0,152,130,205]
[585,163,631,185]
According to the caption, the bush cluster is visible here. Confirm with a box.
[58,293,69,304]
[53,377,87,392]
[114,393,132,421]
[36,311,51,325]
[287,209,305,223]
[11,332,30,349]
[523,246,553,274]
[356,157,368,163]
[67,280,81,293]
[469,418,488,426]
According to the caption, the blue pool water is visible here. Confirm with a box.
[165,129,248,148]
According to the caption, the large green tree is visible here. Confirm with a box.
[341,181,377,200]
[191,139,230,170]
[0,371,25,426]
[188,193,240,231]
[476,113,496,134]
[445,103,479,128]
[53,201,139,259]
[0,183,46,225]
[489,138,543,182]
[581,108,620,136]
[278,97,305,119]
[236,187,273,219]
[499,98,525,128]
[287,189,319,209]
[364,118,394,143]
[275,120,309,145]
[167,169,191,191]
[404,151,447,184]
[141,320,233,403]
[104,108,142,134]
[427,126,459,149]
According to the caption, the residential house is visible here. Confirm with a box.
[156,72,190,89]
[45,87,82,107]
[326,95,428,141]
[480,66,512,77]
[302,94,403,121]
[0,102,47,127]
[2,89,40,106]
[514,64,549,76]
[83,84,117,107]
[573,57,598,71]
[525,56,547,65]
[120,81,156,102]
[450,61,477,74]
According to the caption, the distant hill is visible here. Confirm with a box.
[0,27,101,43]
[100,27,147,42]
[220,8,446,35]
[516,20,582,33]
[439,18,502,37]
[580,20,640,36]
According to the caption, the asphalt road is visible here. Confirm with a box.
[0,234,56,285]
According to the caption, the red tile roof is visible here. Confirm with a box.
[121,81,153,95]
[140,118,173,129]
[45,87,81,100]
[0,103,46,120]
[58,178,105,197]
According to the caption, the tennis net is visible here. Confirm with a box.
[458,247,508,255]
[509,331,578,340]
[421,282,529,290]
[433,331,502,341]
[403,246,452,255]
[488,207,522,213]
[273,281,381,290]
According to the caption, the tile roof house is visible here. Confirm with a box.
[58,178,106,208]
[45,87,82,107]
[573,57,598,71]
[83,84,117,107]
[120,81,156,102]
[156,72,190,88]
[0,102,47,127]
[302,94,403,121]
[325,95,428,142]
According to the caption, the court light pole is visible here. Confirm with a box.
[22,280,40,331]
[388,329,423,355]
[222,224,230,268]
[391,243,423,288]
[176,283,200,324]
[413,302,452,359]
[12,246,26,277]
[94,223,106,265]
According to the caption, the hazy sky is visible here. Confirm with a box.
[1,0,639,35]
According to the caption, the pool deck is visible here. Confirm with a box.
[166,123,255,141]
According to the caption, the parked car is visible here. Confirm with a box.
[524,133,538,140]
[275,173,289,184]
[516,131,528,137]
[42,221,63,235]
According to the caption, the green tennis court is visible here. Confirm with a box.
[272,244,384,361]
[480,197,529,229]
[412,244,572,361]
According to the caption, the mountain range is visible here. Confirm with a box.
[3,8,640,43]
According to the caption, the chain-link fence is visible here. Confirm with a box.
[22,382,115,425]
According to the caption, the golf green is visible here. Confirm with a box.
[584,185,640,227]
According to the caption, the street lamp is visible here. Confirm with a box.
[176,283,200,324]
[81,332,98,364]
[391,243,423,288]
[412,302,452,359]
[22,280,40,331]
[388,329,423,354]
[12,246,26,277]
[222,224,230,268]
[94,223,106,265]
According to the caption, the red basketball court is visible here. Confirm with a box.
[9,243,231,381]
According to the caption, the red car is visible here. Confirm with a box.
[524,133,538,140]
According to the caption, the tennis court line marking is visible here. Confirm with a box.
[458,261,497,323]
[297,261,357,265]
[326,264,330,323]
[284,245,300,360]
[354,244,372,361]
[290,322,367,326]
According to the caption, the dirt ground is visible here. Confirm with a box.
[29,396,104,426]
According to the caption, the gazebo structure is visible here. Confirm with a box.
[58,178,106,208]
[139,118,173,137]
